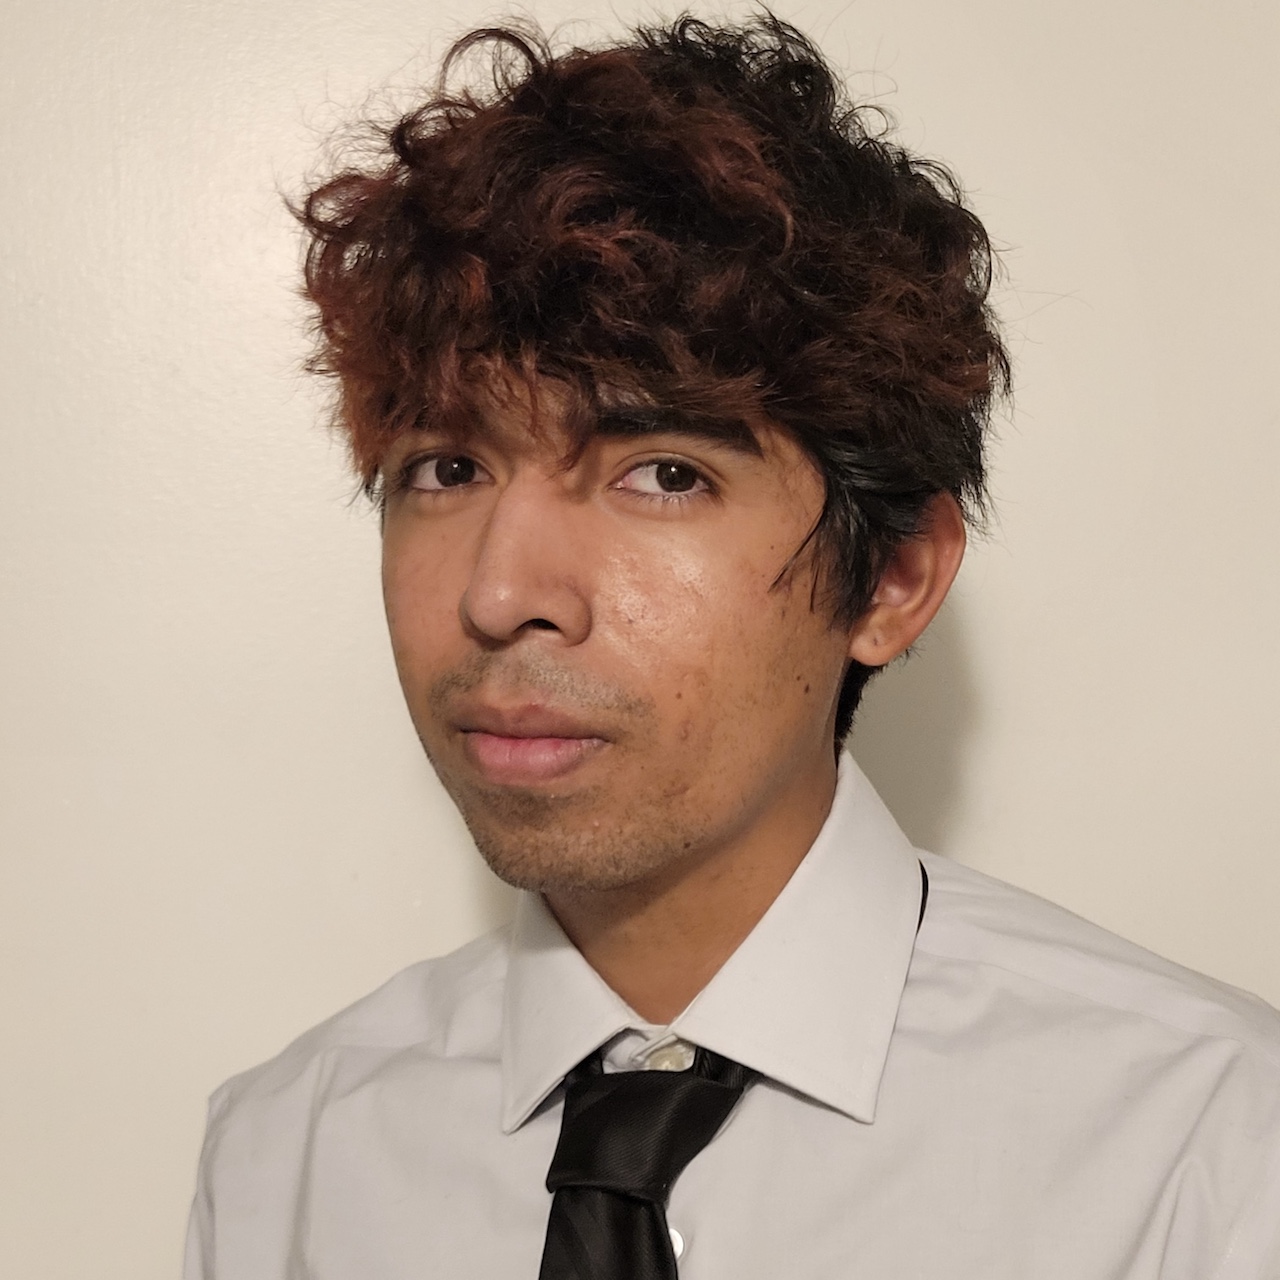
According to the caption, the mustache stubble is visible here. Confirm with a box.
[425,648,655,733]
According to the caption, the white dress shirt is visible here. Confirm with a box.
[185,762,1280,1279]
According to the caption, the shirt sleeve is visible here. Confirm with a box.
[1212,1128,1280,1280]
[182,1093,222,1280]
[176,1052,333,1280]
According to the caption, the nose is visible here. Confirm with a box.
[459,479,593,646]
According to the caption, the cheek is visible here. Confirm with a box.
[601,545,829,741]
[381,536,459,677]
[596,551,719,740]
[604,545,709,639]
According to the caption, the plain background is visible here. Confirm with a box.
[2,0,1277,1275]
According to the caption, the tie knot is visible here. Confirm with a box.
[546,1048,756,1203]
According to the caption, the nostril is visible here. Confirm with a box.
[526,618,557,630]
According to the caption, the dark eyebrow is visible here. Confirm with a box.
[594,407,764,457]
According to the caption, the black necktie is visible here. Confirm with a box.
[539,1045,757,1280]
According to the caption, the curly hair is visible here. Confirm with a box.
[296,13,1009,743]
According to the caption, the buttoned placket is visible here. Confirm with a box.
[635,1034,696,1260]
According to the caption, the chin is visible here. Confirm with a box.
[462,802,700,896]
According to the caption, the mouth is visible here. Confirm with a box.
[454,705,611,787]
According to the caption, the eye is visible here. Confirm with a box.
[617,459,710,498]
[406,454,485,492]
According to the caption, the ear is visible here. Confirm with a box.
[846,493,967,666]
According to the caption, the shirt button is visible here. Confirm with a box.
[645,1041,695,1072]
[669,1226,685,1259]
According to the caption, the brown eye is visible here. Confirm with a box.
[653,462,699,492]
[410,455,480,491]
[436,456,476,486]
[620,460,709,498]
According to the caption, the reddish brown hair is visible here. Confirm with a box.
[297,14,1009,740]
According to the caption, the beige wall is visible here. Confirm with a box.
[2,1,1276,1275]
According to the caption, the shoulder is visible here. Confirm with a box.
[186,927,513,1276]
[207,924,511,1124]
[916,850,1280,1066]
[908,854,1280,1270]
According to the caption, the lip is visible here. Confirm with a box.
[461,731,608,786]
[458,703,608,740]
[453,703,611,786]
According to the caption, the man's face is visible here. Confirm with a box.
[379,382,853,896]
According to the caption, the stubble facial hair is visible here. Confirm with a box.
[417,649,692,893]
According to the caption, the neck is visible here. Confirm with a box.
[544,757,838,1023]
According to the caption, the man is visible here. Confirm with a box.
[185,15,1280,1278]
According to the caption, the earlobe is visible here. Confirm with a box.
[846,493,966,667]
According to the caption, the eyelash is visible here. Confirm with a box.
[379,452,717,505]
[615,456,715,504]
[375,453,476,502]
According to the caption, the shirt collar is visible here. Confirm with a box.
[500,758,924,1132]
[500,890,636,1133]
